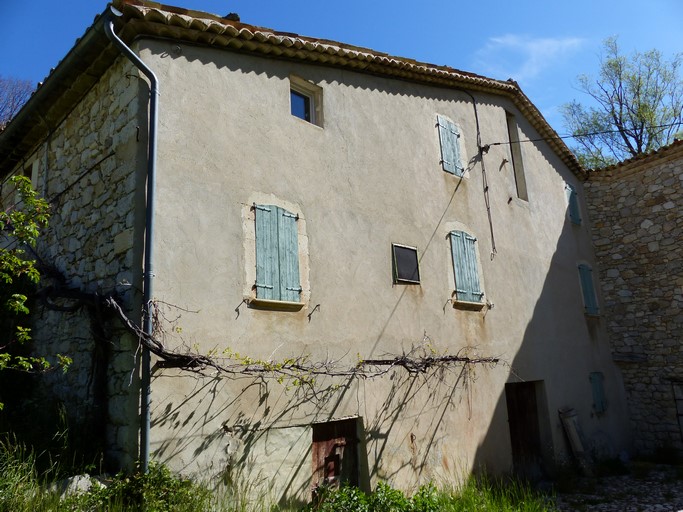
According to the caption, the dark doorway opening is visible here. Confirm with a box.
[505,381,547,480]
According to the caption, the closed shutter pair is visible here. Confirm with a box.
[450,231,483,303]
[255,204,301,302]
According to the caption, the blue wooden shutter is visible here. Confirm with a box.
[578,264,599,315]
[450,231,483,302]
[277,207,301,301]
[589,372,606,413]
[437,115,463,177]
[255,204,279,299]
[566,184,581,225]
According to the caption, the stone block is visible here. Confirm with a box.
[114,229,134,255]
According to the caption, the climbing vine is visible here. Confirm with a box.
[104,297,501,386]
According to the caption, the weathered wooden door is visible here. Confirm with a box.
[312,419,359,489]
[505,381,544,480]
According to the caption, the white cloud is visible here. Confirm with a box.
[473,35,584,85]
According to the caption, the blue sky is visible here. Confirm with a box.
[1,0,681,134]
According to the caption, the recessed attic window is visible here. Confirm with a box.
[392,244,420,284]
[291,90,312,122]
[289,75,323,126]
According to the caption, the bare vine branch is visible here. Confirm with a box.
[104,298,501,381]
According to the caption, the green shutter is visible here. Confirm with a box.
[566,184,581,224]
[578,264,599,315]
[450,231,483,303]
[437,115,463,177]
[255,204,279,299]
[589,372,606,413]
[277,207,301,301]
[255,204,301,302]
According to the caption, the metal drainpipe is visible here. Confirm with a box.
[104,7,158,473]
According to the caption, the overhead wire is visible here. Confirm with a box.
[486,121,682,147]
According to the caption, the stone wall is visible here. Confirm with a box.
[584,141,683,455]
[3,57,145,471]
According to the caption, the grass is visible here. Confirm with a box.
[0,436,559,511]
[302,476,557,512]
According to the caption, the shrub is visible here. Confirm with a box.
[65,462,213,512]
[368,482,410,511]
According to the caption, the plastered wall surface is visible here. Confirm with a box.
[132,40,631,501]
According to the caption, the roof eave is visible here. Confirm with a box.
[0,0,583,176]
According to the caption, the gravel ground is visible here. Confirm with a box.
[553,464,683,512]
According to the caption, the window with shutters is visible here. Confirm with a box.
[578,263,599,315]
[565,183,582,225]
[290,75,323,127]
[506,112,528,201]
[436,114,464,177]
[589,372,606,414]
[252,203,303,309]
[450,230,484,306]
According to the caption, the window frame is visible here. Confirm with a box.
[392,243,421,285]
[289,75,323,127]
[505,112,528,201]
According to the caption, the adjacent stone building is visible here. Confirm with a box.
[584,140,683,456]
[1,0,632,503]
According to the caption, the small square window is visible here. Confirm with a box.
[289,75,323,126]
[392,244,420,284]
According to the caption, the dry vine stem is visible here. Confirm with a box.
[105,298,500,379]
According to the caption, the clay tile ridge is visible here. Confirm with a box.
[588,139,683,177]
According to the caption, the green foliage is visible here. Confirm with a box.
[302,478,554,512]
[305,484,370,512]
[0,432,557,512]
[0,176,70,381]
[410,482,442,511]
[65,462,214,512]
[0,436,61,512]
[368,482,411,510]
[562,37,683,168]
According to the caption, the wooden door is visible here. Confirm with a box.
[312,419,359,489]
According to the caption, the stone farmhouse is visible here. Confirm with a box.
[584,140,683,457]
[0,0,632,503]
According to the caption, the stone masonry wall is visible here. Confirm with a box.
[584,141,683,455]
[6,57,145,471]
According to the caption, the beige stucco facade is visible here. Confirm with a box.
[138,39,631,500]
[0,0,632,504]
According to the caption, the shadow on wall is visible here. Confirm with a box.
[149,351,488,505]
[472,210,629,480]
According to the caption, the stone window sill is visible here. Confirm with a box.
[247,298,305,311]
[453,300,486,311]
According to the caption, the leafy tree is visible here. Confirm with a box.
[562,37,683,168]
[0,176,68,404]
[0,75,33,131]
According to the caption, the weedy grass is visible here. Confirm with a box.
[302,476,557,512]
[0,437,558,511]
